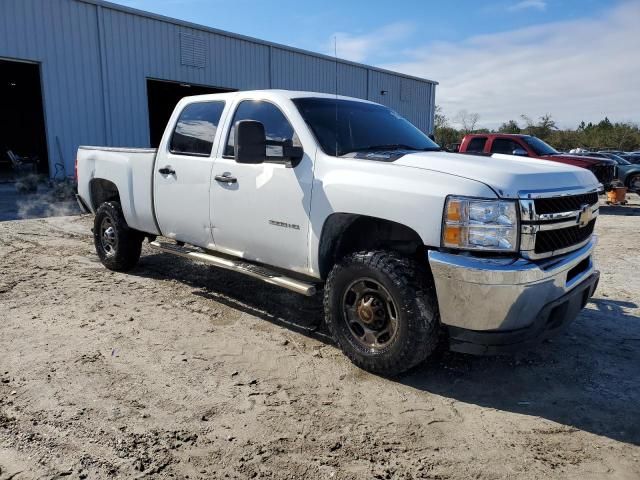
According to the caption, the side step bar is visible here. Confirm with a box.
[149,241,317,296]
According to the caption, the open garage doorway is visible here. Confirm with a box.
[0,58,49,180]
[146,78,234,148]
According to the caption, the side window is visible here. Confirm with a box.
[466,137,487,153]
[224,100,301,160]
[491,138,520,155]
[169,101,225,156]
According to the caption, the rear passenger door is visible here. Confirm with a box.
[154,100,226,248]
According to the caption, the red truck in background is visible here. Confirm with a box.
[458,134,617,190]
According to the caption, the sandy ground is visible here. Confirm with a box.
[1,199,639,479]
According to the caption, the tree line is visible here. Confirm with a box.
[433,106,640,152]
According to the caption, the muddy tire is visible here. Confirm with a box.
[93,201,143,272]
[324,251,440,376]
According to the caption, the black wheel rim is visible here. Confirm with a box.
[100,216,118,257]
[342,278,399,351]
[631,176,640,191]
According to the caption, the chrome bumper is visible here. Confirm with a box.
[428,237,597,332]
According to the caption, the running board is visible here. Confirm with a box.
[149,241,317,296]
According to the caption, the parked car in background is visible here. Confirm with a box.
[573,152,640,192]
[620,153,640,164]
[458,134,617,190]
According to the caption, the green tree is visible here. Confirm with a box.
[498,120,521,134]
[433,105,463,149]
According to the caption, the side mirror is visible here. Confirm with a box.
[512,148,528,156]
[235,120,266,164]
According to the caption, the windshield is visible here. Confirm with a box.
[292,97,440,156]
[522,136,559,156]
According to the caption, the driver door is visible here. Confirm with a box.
[210,99,314,273]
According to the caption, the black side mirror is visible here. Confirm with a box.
[235,120,266,164]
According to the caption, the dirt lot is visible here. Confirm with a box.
[1,199,639,479]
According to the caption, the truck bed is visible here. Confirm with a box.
[76,146,160,236]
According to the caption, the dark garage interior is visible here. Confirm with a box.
[146,78,233,148]
[0,58,49,179]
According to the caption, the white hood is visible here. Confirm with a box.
[394,152,600,198]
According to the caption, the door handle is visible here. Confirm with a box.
[158,166,175,175]
[215,173,237,184]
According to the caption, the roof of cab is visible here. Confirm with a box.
[178,89,379,105]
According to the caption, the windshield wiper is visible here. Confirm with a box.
[341,144,439,155]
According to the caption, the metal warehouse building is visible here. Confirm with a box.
[0,0,437,178]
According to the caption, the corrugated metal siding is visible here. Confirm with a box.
[100,6,271,147]
[368,71,434,133]
[270,48,368,99]
[0,0,106,176]
[0,0,436,177]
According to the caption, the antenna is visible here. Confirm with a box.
[334,35,338,157]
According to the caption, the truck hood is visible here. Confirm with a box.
[393,151,600,198]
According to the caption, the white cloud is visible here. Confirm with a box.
[327,23,415,63]
[381,2,640,129]
[508,0,547,12]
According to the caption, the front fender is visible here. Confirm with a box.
[307,155,497,276]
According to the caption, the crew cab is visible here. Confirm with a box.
[459,133,616,190]
[76,90,601,375]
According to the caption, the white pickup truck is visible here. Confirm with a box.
[77,90,600,375]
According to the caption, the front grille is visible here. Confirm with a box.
[534,192,599,214]
[534,219,595,254]
[590,164,616,185]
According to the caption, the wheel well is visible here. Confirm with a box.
[318,214,424,279]
[89,179,120,210]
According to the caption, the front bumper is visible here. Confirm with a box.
[428,238,598,354]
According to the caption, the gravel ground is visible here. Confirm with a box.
[1,197,639,479]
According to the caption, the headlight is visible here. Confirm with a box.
[442,196,519,252]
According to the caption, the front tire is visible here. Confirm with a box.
[324,251,440,376]
[93,201,143,272]
[627,174,640,193]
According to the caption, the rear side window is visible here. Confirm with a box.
[169,101,225,156]
[491,138,521,155]
[466,137,487,153]
[224,100,300,160]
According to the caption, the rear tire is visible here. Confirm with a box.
[93,201,143,272]
[324,250,440,376]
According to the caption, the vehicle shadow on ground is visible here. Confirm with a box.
[133,252,331,342]
[132,253,640,447]
[599,204,640,216]
[398,298,640,447]
[599,193,640,216]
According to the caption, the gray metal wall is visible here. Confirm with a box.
[0,0,437,177]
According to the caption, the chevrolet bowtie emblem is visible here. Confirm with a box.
[577,204,593,228]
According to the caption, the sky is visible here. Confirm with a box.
[112,0,640,129]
